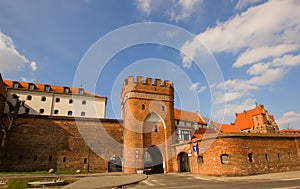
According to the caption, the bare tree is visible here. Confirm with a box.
[0,94,29,147]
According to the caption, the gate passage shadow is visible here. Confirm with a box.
[143,146,164,174]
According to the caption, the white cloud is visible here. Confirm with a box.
[198,86,206,93]
[181,1,300,54]
[135,0,203,22]
[30,61,38,71]
[189,82,199,91]
[135,0,151,15]
[0,32,37,74]
[213,98,257,122]
[189,82,206,93]
[277,111,300,129]
[234,44,300,68]
[168,0,203,22]
[234,0,265,11]
[181,0,300,106]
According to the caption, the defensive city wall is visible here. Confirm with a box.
[173,133,300,176]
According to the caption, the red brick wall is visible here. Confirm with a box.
[178,134,300,176]
[0,116,123,172]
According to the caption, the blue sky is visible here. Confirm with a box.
[0,0,300,129]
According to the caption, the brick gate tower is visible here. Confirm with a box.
[121,76,176,174]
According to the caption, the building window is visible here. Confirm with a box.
[81,112,86,117]
[28,83,35,90]
[82,100,86,105]
[288,152,291,159]
[141,104,145,110]
[278,153,280,161]
[39,109,44,114]
[12,81,19,88]
[79,88,84,95]
[41,96,46,101]
[64,87,70,93]
[18,154,23,160]
[181,130,191,141]
[54,110,59,114]
[68,111,72,116]
[221,154,229,164]
[265,154,268,161]
[63,157,66,163]
[154,125,158,132]
[55,98,60,103]
[69,99,73,104]
[162,106,165,111]
[34,155,38,161]
[27,95,32,100]
[49,155,52,162]
[44,85,50,91]
[248,153,253,163]
[198,156,204,164]
[84,158,87,164]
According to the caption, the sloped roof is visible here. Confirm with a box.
[234,106,265,130]
[4,80,105,99]
[174,108,206,124]
[212,122,241,133]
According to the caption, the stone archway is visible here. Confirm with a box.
[178,152,190,172]
[143,145,164,174]
[108,155,122,172]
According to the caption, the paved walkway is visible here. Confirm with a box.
[62,173,147,189]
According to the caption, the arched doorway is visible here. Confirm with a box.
[178,152,190,172]
[143,146,164,174]
[108,155,122,172]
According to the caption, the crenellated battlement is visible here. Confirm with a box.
[123,76,173,87]
[121,76,174,103]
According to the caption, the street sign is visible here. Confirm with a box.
[192,146,199,152]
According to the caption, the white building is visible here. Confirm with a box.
[4,80,107,119]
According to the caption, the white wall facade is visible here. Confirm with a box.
[5,89,106,119]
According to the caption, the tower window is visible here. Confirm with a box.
[63,157,66,163]
[154,125,158,132]
[162,106,165,111]
[82,100,86,105]
[69,99,73,104]
[68,111,72,116]
[41,96,46,101]
[55,98,60,103]
[39,109,44,114]
[54,110,59,114]
[81,112,86,117]
[141,104,145,110]
[27,95,32,100]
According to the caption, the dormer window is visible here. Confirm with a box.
[64,87,70,93]
[44,85,50,91]
[79,88,84,95]
[28,83,35,90]
[12,81,19,88]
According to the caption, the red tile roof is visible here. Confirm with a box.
[174,108,206,124]
[212,122,241,133]
[279,129,300,134]
[4,80,105,98]
[234,106,264,130]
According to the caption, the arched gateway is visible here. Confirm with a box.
[121,76,176,174]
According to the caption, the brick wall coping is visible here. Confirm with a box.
[172,133,300,147]
[1,114,123,123]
